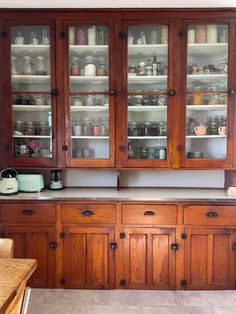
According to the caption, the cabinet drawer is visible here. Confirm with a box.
[0,204,56,223]
[61,203,116,224]
[121,204,177,225]
[184,205,236,226]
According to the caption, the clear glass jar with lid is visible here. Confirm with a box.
[11,56,18,75]
[70,56,80,76]
[84,56,96,76]
[96,57,107,76]
[35,56,47,75]
[21,56,33,75]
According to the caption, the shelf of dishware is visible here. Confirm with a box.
[186,135,227,139]
[187,74,227,83]
[70,106,108,112]
[11,44,50,56]
[128,106,167,112]
[70,76,108,84]
[69,45,108,55]
[12,75,50,83]
[128,136,167,139]
[186,105,227,111]
[72,136,109,139]
[187,43,228,56]
[13,105,51,112]
[13,135,51,138]
[128,75,167,84]
[128,44,168,57]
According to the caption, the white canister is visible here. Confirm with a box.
[88,26,96,45]
[188,28,195,44]
[207,25,217,43]
[84,56,96,76]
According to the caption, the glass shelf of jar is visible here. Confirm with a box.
[70,76,108,83]
[128,76,167,84]
[13,135,51,138]
[72,136,109,139]
[187,43,228,57]
[13,105,51,112]
[70,106,108,112]
[187,74,227,82]
[128,136,166,139]
[12,75,50,82]
[128,106,167,111]
[69,45,108,55]
[186,135,227,138]
[11,45,50,56]
[128,44,168,57]
[186,105,227,111]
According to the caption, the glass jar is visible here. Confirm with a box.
[128,65,136,76]
[133,95,143,106]
[158,121,167,136]
[128,122,139,136]
[35,95,46,106]
[92,119,101,136]
[37,121,49,135]
[195,25,207,43]
[96,57,107,76]
[139,62,146,76]
[69,27,75,45]
[21,56,33,75]
[82,118,92,136]
[207,25,217,43]
[192,87,202,105]
[96,26,107,45]
[160,26,168,44]
[72,96,83,106]
[73,119,83,136]
[188,28,195,43]
[14,31,24,45]
[11,56,18,75]
[70,56,80,76]
[100,121,109,136]
[84,56,96,76]
[29,32,39,45]
[35,56,47,75]
[159,147,166,160]
[25,121,36,135]
[41,29,50,45]
[14,121,25,134]
[76,26,87,45]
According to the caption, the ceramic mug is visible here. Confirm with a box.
[194,125,207,136]
[218,126,227,135]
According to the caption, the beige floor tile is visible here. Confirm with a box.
[110,290,176,306]
[174,291,212,306]
[199,291,236,307]
[27,303,73,314]
[212,307,236,314]
[71,305,142,314]
[143,306,214,314]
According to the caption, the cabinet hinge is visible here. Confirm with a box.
[120,279,126,286]
[62,145,68,152]
[181,232,187,240]
[170,243,179,251]
[49,242,57,249]
[60,31,66,38]
[181,279,187,286]
[120,232,126,239]
[232,243,236,251]
[110,242,118,250]
[119,31,126,39]
[1,31,7,38]
[60,232,66,238]
[60,278,65,285]
[179,31,185,38]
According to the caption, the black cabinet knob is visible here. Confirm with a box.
[22,209,33,216]
[82,210,94,216]
[144,211,155,216]
[206,211,218,218]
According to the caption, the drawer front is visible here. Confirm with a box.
[0,204,56,223]
[184,205,236,226]
[122,204,177,225]
[61,203,116,224]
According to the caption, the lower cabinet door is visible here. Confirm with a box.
[184,228,236,289]
[2,224,55,288]
[62,226,115,289]
[122,227,176,289]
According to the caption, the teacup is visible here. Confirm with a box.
[194,125,207,136]
[218,126,227,136]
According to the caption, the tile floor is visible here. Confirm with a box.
[27,289,236,314]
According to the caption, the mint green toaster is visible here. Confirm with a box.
[17,174,44,192]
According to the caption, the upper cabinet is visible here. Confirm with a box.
[0,11,236,169]
[3,19,58,167]
[63,19,115,167]
[180,19,236,168]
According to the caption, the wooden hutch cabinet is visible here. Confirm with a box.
[0,9,235,169]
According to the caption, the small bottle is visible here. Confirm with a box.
[145,58,152,76]
[152,55,158,76]
[139,62,146,76]
[140,31,146,45]
[195,25,207,43]
[29,32,39,45]
[128,29,134,45]
[41,29,50,45]
[88,26,96,45]
[207,25,217,43]
[160,26,168,44]
[14,31,24,45]
[188,28,196,43]
[159,147,166,160]
[68,27,75,45]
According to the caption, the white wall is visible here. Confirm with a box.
[0,0,236,8]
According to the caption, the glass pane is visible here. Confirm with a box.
[11,26,52,158]
[68,25,110,160]
[127,25,168,160]
[186,24,228,160]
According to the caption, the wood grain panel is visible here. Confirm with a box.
[152,234,169,284]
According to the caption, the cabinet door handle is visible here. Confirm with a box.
[206,211,218,218]
[144,210,155,216]
[22,209,33,216]
[82,210,94,216]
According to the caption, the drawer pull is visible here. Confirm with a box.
[144,211,155,216]
[22,209,33,216]
[82,210,94,217]
[206,211,218,218]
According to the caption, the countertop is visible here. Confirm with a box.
[0,258,37,313]
[0,187,235,202]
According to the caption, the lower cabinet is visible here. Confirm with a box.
[2,224,55,288]
[62,226,115,289]
[184,227,236,289]
[121,227,176,289]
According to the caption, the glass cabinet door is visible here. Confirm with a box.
[124,24,171,166]
[7,22,57,166]
[184,22,231,166]
[65,23,114,166]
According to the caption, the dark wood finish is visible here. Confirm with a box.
[184,227,236,289]
[2,224,55,288]
[62,226,115,288]
[121,204,177,225]
[0,204,56,223]
[122,227,176,289]
[61,203,116,224]
[184,205,236,226]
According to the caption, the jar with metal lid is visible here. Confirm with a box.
[160,26,168,44]
[14,121,25,134]
[128,65,136,76]
[21,56,33,75]
[35,95,46,106]
[195,25,207,43]
[11,56,18,75]
[25,121,36,135]
[92,118,101,136]
[96,26,107,45]
[72,96,83,106]
[35,56,47,75]
[37,121,50,135]
[192,87,202,105]
[158,121,167,136]
[84,56,96,76]
[70,56,80,76]
[133,95,143,106]
[145,59,152,76]
[139,62,146,76]
[128,122,139,136]
[76,26,87,45]
[96,57,107,76]
[82,118,92,136]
